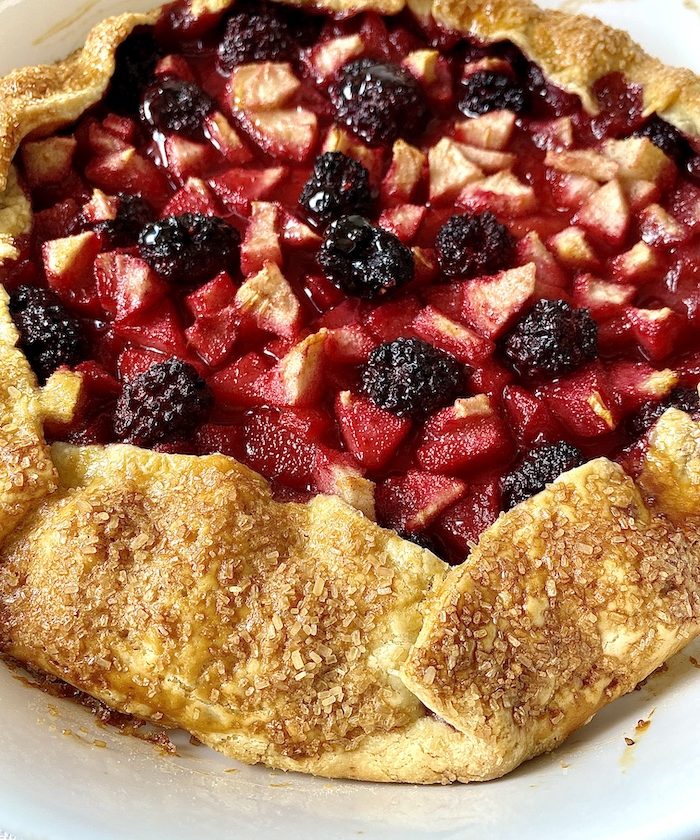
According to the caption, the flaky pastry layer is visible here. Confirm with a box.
[0,0,698,784]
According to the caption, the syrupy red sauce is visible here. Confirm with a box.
[5,0,700,564]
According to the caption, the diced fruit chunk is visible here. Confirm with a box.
[453,110,516,150]
[381,139,426,205]
[608,361,678,412]
[376,470,466,532]
[203,112,252,164]
[162,177,221,216]
[313,448,375,519]
[43,232,102,314]
[416,396,513,475]
[638,203,689,246]
[185,272,237,317]
[601,137,673,184]
[541,362,621,437]
[502,385,561,444]
[458,171,537,216]
[253,330,327,406]
[22,137,77,187]
[85,147,169,208]
[573,179,629,246]
[236,107,317,163]
[428,138,482,204]
[208,353,270,406]
[548,227,599,270]
[377,204,425,243]
[235,261,301,339]
[229,62,300,110]
[610,241,658,283]
[545,149,618,182]
[335,391,411,472]
[572,274,636,319]
[436,477,501,556]
[309,34,364,80]
[413,306,493,364]
[94,252,167,322]
[210,166,287,213]
[626,306,684,361]
[164,135,219,180]
[461,263,537,339]
[240,201,281,275]
[186,306,238,367]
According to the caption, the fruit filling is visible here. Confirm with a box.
[5,0,700,564]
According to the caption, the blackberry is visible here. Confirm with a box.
[113,358,212,447]
[299,152,373,225]
[329,58,429,146]
[141,77,213,139]
[628,387,700,437]
[92,194,152,248]
[9,286,87,383]
[501,441,584,510]
[107,30,162,114]
[502,300,598,379]
[138,213,240,284]
[633,115,691,164]
[436,212,515,279]
[459,70,529,117]
[318,215,414,299]
[361,337,466,419]
[217,1,296,73]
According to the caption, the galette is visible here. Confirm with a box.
[0,0,698,783]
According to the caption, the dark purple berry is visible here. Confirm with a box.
[501,441,584,510]
[330,58,429,146]
[91,194,153,248]
[107,30,163,114]
[217,2,296,73]
[141,77,213,139]
[361,337,466,419]
[628,387,700,437]
[138,213,240,284]
[502,300,598,379]
[299,152,373,225]
[318,215,414,299]
[113,358,212,447]
[436,212,515,279]
[632,115,691,163]
[459,70,528,117]
[9,286,87,383]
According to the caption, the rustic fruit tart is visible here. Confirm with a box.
[0,0,699,784]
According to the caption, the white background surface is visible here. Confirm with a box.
[0,1,699,838]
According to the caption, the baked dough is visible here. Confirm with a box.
[0,0,698,784]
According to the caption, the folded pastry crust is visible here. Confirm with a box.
[0,0,698,784]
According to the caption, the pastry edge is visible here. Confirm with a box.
[0,0,697,785]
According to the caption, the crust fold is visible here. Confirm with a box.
[0,291,698,783]
[0,0,699,784]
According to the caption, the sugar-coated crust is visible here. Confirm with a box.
[402,430,700,776]
[0,285,699,783]
[0,0,699,784]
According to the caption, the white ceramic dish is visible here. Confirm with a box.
[0,1,699,838]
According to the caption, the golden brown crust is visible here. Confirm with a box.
[0,0,699,785]
[402,443,700,778]
[0,283,698,783]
